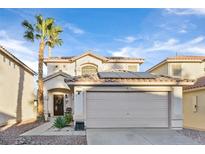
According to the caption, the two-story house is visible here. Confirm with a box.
[0,46,37,126]
[43,52,192,130]
[147,56,205,131]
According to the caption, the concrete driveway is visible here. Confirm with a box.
[86,129,200,145]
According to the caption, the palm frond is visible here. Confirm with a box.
[23,31,34,42]
[22,20,34,31]
[35,34,42,40]
[35,15,43,25]
[53,26,62,33]
[45,18,54,30]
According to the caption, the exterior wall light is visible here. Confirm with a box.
[34,99,38,107]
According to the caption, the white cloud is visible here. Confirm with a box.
[165,8,205,16]
[64,23,85,34]
[115,36,137,43]
[111,36,205,58]
[111,46,141,57]
[0,30,39,72]
[0,30,36,56]
[179,29,187,34]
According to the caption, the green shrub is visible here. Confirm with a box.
[53,116,67,128]
[64,113,73,125]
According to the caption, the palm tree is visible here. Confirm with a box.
[22,15,63,119]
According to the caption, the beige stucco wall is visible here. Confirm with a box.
[0,51,36,124]
[183,89,205,130]
[43,75,73,117]
[46,55,140,76]
[169,62,205,80]
[149,63,168,76]
[150,62,205,80]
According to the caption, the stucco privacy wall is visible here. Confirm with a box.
[46,55,140,76]
[73,86,183,129]
[0,52,36,123]
[183,89,205,130]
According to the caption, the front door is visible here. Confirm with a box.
[54,95,64,116]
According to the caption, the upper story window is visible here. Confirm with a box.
[172,64,182,77]
[128,65,137,72]
[82,65,98,75]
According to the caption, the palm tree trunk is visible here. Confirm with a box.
[48,46,52,57]
[37,40,45,118]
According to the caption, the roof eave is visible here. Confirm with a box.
[0,46,37,75]
[107,59,144,64]
[184,86,205,92]
[65,81,193,86]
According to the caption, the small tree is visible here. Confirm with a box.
[22,15,63,118]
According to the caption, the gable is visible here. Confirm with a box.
[149,63,168,75]
[43,71,73,82]
[76,55,103,66]
[71,52,107,62]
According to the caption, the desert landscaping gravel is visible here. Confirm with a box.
[0,121,87,145]
[0,121,43,144]
[15,136,87,145]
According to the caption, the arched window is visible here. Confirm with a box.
[81,65,98,75]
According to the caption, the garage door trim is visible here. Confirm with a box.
[86,91,170,128]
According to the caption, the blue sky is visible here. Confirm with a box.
[1,8,205,72]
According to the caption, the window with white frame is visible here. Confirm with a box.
[81,65,98,75]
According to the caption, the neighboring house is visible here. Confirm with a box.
[0,46,37,126]
[183,76,205,131]
[147,56,205,80]
[147,56,205,131]
[43,52,192,130]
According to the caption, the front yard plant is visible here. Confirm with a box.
[53,113,73,129]
[64,113,73,125]
[53,116,67,129]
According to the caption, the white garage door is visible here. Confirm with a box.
[86,91,169,128]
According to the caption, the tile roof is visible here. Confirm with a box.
[167,56,205,61]
[45,56,143,61]
[64,72,193,86]
[105,56,143,60]
[184,76,205,90]
[43,70,73,82]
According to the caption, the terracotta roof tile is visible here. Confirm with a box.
[184,76,205,90]
[44,55,143,61]
[167,56,205,61]
[66,73,193,84]
[105,56,143,60]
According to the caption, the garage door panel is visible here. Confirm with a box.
[86,91,169,128]
[87,118,168,128]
